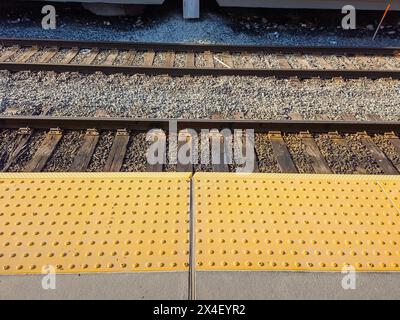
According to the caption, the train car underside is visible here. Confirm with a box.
[216,0,400,10]
[39,0,165,16]
[29,0,200,18]
[20,0,400,19]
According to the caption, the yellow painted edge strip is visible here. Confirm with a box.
[0,172,193,179]
[0,172,397,181]
[193,172,400,182]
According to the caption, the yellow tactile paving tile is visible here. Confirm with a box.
[194,173,400,272]
[0,173,191,275]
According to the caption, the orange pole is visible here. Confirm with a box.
[373,0,393,40]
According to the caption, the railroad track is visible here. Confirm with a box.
[0,38,400,79]
[1,113,400,174]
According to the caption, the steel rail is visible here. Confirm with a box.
[0,115,399,134]
[1,37,400,55]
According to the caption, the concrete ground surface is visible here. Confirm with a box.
[196,271,400,300]
[0,272,189,300]
[1,271,399,299]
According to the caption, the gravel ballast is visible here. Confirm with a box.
[373,135,400,172]
[7,131,46,172]
[284,134,314,173]
[43,130,84,172]
[121,133,148,172]
[344,134,384,174]
[87,131,114,172]
[255,134,280,173]
[315,134,361,174]
[0,129,18,170]
[1,71,400,121]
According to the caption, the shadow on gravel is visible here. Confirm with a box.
[0,1,399,46]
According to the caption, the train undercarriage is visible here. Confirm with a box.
[11,0,400,19]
